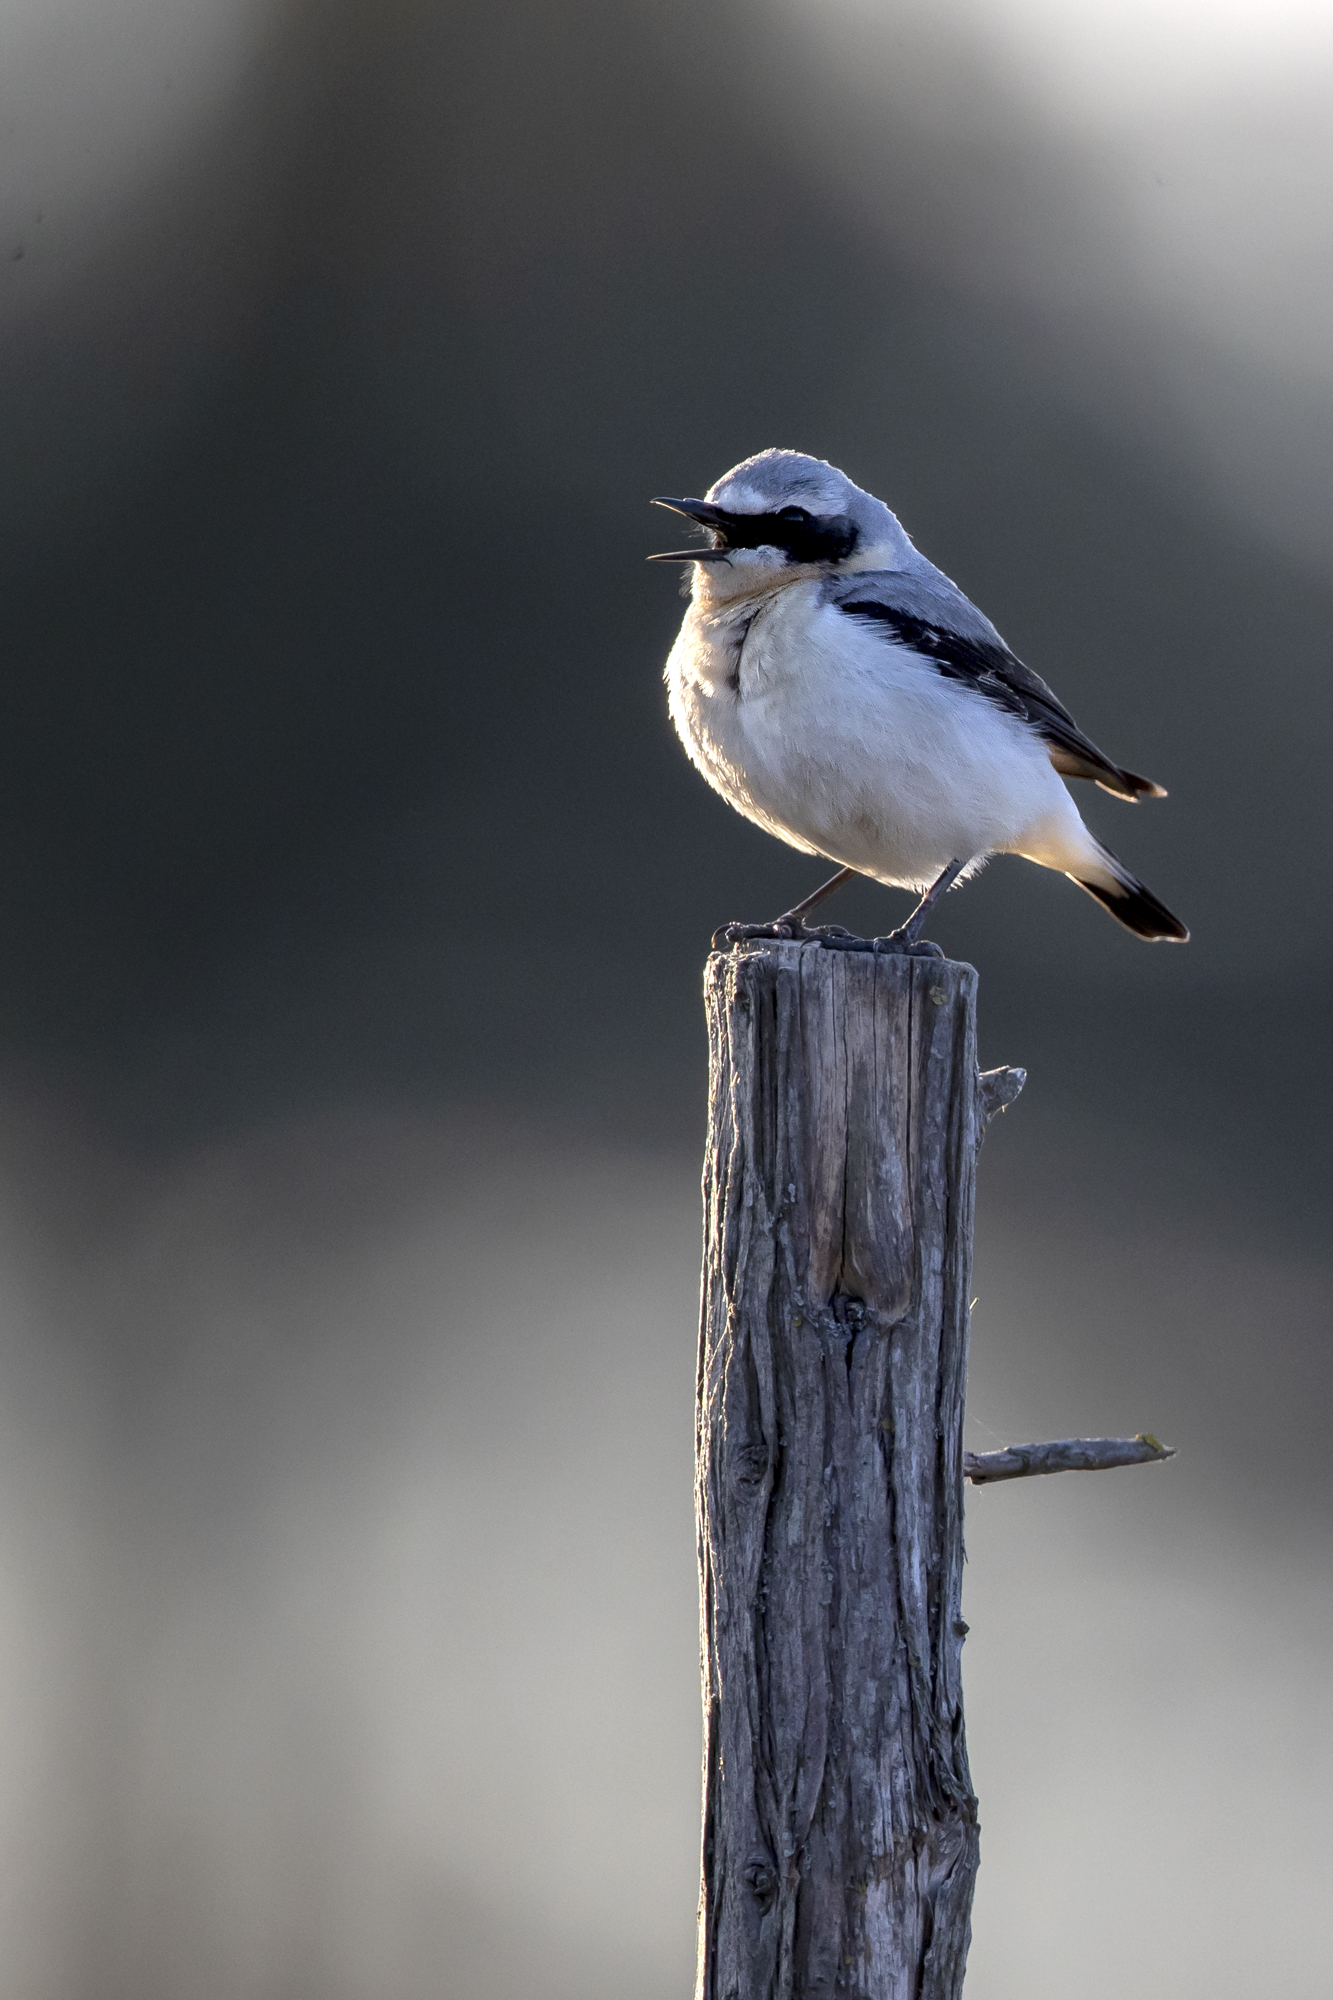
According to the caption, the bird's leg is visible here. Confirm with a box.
[888,858,966,947]
[816,857,966,958]
[779,865,859,927]
[713,858,966,955]
[713,865,858,948]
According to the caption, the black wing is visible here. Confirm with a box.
[838,599,1165,802]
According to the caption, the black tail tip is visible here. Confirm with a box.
[1073,872,1190,942]
[1121,769,1169,801]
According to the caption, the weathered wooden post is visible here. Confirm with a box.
[694,936,1171,1998]
[697,938,983,1999]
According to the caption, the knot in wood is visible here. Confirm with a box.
[731,1442,770,1491]
[828,1292,868,1331]
[743,1853,779,1913]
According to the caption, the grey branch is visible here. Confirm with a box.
[964,1433,1176,1484]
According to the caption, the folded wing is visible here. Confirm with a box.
[834,579,1165,802]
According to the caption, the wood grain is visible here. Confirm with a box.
[696,941,984,2000]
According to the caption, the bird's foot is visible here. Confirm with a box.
[821,926,946,959]
[712,920,945,958]
[711,917,823,948]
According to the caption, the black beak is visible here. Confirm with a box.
[647,496,734,563]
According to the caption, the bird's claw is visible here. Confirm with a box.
[819,928,945,958]
[711,917,820,948]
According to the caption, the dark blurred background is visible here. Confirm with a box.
[0,1,1328,1994]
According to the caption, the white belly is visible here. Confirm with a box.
[665,581,1088,890]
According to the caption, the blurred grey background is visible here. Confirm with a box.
[0,0,1329,1993]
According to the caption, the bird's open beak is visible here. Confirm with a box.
[647,496,734,562]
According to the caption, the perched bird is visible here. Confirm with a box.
[653,449,1188,948]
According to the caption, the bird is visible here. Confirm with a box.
[651,448,1188,951]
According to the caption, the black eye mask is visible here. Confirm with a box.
[714,508,858,564]
[649,497,858,565]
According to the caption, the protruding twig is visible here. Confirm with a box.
[964,1433,1175,1485]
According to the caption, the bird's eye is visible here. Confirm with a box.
[778,506,811,523]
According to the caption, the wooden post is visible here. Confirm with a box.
[696,939,986,2000]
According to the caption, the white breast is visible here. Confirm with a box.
[665,580,1086,890]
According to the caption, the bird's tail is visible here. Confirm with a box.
[1070,841,1189,941]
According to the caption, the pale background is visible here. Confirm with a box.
[0,2,1328,1994]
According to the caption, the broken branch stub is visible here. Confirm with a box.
[964,1434,1176,1484]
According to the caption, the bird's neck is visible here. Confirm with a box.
[691,564,817,613]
